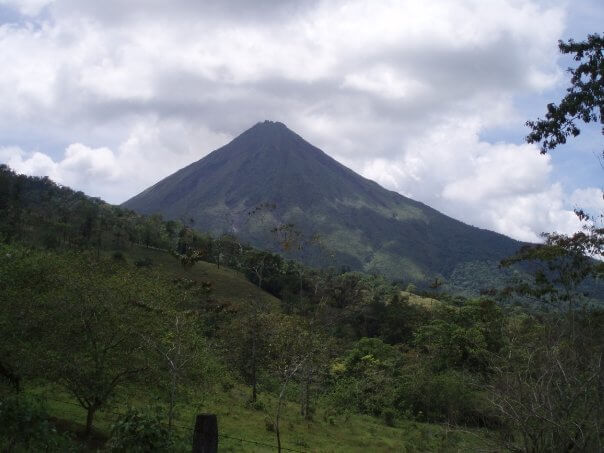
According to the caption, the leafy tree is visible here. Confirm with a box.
[34,255,162,436]
[222,297,272,402]
[329,338,402,418]
[242,249,283,293]
[413,299,503,373]
[526,33,603,157]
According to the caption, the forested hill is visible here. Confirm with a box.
[123,120,523,283]
[1,163,602,453]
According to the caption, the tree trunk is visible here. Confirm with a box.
[251,330,257,402]
[275,400,282,453]
[300,365,311,419]
[169,372,176,432]
[0,360,20,393]
[85,405,97,437]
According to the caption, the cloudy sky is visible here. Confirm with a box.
[0,0,601,242]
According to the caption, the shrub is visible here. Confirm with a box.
[0,395,76,452]
[134,257,153,267]
[112,251,125,261]
[398,367,478,424]
[107,407,172,452]
[245,398,265,411]
[264,416,275,432]
[382,408,396,427]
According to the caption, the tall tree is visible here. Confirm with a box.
[39,255,157,436]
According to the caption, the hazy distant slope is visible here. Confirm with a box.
[123,121,521,282]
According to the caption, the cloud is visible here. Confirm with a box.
[0,0,53,16]
[569,187,604,217]
[1,117,231,203]
[0,0,596,242]
[358,120,585,242]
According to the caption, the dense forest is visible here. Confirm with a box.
[0,163,602,452]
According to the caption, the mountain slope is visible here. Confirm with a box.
[123,121,522,283]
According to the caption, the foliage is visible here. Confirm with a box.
[526,33,603,155]
[107,407,173,452]
[1,151,603,452]
[413,299,503,373]
[0,394,77,452]
[397,364,480,425]
[328,338,402,418]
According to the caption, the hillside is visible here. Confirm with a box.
[123,121,522,284]
[2,165,602,452]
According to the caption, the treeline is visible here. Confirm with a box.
[1,165,603,452]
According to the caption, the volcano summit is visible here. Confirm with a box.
[123,121,521,284]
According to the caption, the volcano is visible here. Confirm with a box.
[122,120,521,284]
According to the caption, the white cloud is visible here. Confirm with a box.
[359,121,583,242]
[1,117,231,203]
[0,0,596,242]
[569,187,604,217]
[0,0,53,16]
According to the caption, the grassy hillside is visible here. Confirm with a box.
[36,382,500,453]
[123,245,280,311]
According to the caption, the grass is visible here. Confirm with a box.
[113,244,280,311]
[401,291,443,310]
[31,381,502,453]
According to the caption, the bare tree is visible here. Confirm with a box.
[142,313,204,431]
[488,317,604,452]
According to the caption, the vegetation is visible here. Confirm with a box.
[0,162,601,452]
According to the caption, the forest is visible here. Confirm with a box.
[0,161,602,452]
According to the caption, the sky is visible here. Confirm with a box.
[0,0,602,242]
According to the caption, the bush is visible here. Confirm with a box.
[134,257,153,268]
[382,408,396,427]
[264,416,275,432]
[245,398,265,411]
[112,251,126,261]
[0,395,76,452]
[398,367,479,424]
[107,407,172,452]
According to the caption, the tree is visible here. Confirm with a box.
[526,33,603,157]
[490,33,604,451]
[142,313,207,432]
[222,296,272,402]
[488,313,604,452]
[513,32,603,330]
[264,314,309,453]
[44,258,154,436]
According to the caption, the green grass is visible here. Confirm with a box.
[31,381,502,453]
[401,291,443,311]
[115,244,280,311]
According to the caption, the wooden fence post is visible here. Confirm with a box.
[192,414,218,453]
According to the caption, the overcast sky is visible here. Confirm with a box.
[0,0,602,242]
